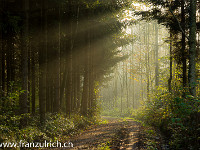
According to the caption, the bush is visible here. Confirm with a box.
[43,113,75,139]
[135,91,200,149]
[0,112,99,144]
[19,126,50,143]
[0,83,100,144]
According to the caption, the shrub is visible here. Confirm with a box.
[135,91,200,149]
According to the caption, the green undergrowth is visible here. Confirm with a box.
[133,91,200,150]
[0,84,101,147]
[0,113,100,146]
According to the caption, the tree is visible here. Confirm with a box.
[19,0,29,127]
[155,22,159,87]
[39,0,47,123]
[181,0,187,88]
[0,0,2,99]
[188,0,197,96]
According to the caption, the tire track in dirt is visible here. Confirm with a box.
[61,117,141,150]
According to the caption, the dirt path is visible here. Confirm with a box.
[64,117,141,150]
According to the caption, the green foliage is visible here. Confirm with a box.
[135,89,200,149]
[0,111,99,145]
[97,141,110,150]
[19,126,50,143]
[0,125,16,143]
[43,113,75,139]
[0,82,23,115]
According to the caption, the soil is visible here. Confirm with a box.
[58,117,145,150]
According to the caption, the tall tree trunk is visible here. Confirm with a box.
[131,27,135,108]
[146,23,150,101]
[114,70,118,108]
[73,62,77,111]
[155,22,159,87]
[188,0,197,96]
[120,72,123,113]
[0,0,2,99]
[76,65,81,110]
[181,0,187,88]
[168,32,173,92]
[19,0,29,128]
[1,0,6,97]
[39,0,47,123]
[2,38,5,97]
[31,45,35,114]
[89,26,95,112]
[6,34,14,92]
[66,67,72,116]
[60,67,67,110]
[81,45,89,116]
[28,44,31,113]
[66,0,73,116]
[53,4,61,113]
[125,62,129,108]
[46,27,53,113]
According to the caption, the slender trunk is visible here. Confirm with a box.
[89,28,95,112]
[0,0,2,99]
[120,72,123,113]
[39,0,46,123]
[76,65,81,110]
[66,0,73,116]
[181,0,187,88]
[46,30,53,113]
[114,72,118,108]
[81,65,89,116]
[155,23,159,87]
[6,35,14,92]
[53,4,61,112]
[125,62,129,108]
[66,68,72,116]
[72,68,76,111]
[28,44,31,113]
[60,67,67,108]
[188,0,197,96]
[131,27,135,108]
[1,0,6,97]
[81,39,89,116]
[2,39,5,97]
[147,23,150,101]
[19,0,29,128]
[31,45,35,114]
[168,32,173,92]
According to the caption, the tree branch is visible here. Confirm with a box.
[166,0,189,40]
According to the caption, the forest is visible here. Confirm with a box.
[0,0,200,149]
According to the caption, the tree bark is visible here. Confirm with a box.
[145,23,150,101]
[155,22,159,87]
[39,0,47,123]
[188,0,197,96]
[181,0,187,88]
[0,0,2,98]
[168,32,173,92]
[81,51,89,116]
[31,45,35,114]
[66,0,73,116]
[53,4,61,113]
[19,0,29,128]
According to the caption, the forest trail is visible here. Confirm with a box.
[67,117,142,150]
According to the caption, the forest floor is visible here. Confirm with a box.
[59,117,146,150]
